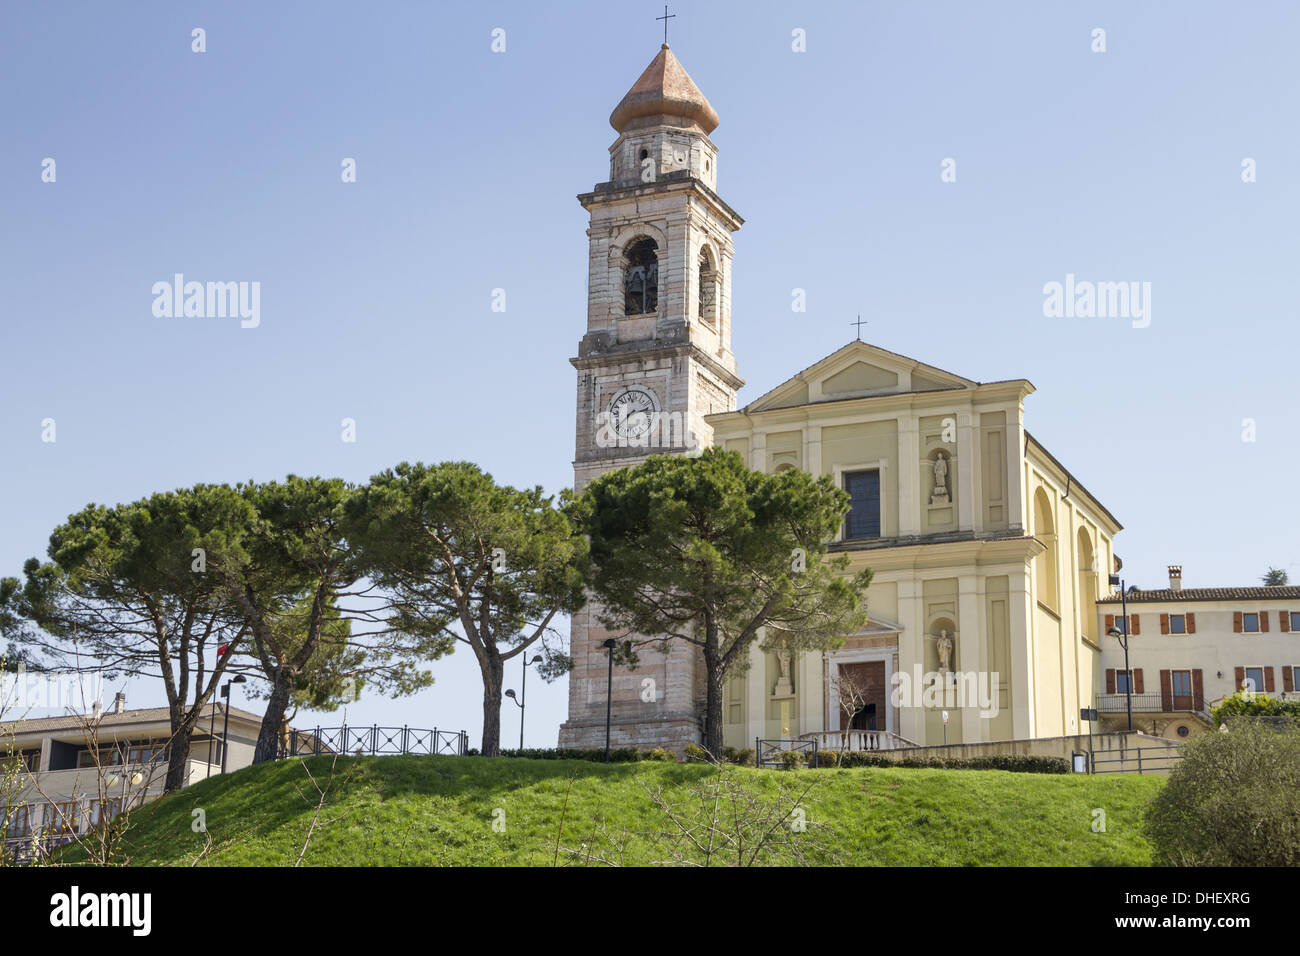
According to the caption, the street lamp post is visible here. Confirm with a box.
[1107,575,1133,732]
[505,655,544,751]
[601,639,617,762]
[518,654,542,750]
[220,675,248,775]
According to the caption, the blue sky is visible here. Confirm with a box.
[2,1,1296,745]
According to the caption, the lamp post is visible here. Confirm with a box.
[601,639,617,762]
[505,654,544,750]
[1107,575,1133,732]
[220,675,248,775]
[504,688,521,750]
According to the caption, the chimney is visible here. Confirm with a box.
[1168,565,1182,592]
[113,691,126,714]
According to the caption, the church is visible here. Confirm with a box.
[558,44,1121,753]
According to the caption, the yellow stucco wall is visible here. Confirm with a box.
[711,343,1121,749]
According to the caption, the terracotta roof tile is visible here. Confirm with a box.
[1098,586,1300,604]
[610,44,719,134]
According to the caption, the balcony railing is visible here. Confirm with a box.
[799,729,917,752]
[1096,693,1194,714]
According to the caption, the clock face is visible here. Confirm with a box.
[608,387,658,442]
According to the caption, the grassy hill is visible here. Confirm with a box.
[93,755,1163,866]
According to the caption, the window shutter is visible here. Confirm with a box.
[1234,612,1243,633]
[1159,670,1172,711]
[1133,669,1144,694]
[1281,612,1291,633]
[1105,614,1114,632]
[1192,670,1204,710]
[1285,667,1295,693]
[1160,614,1169,634]
[1234,666,1245,690]
[1131,614,1141,635]
[1186,613,1196,634]
[1105,668,1115,694]
[1261,611,1270,632]
[1265,667,1275,692]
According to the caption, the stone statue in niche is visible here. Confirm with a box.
[936,629,954,673]
[930,453,950,505]
[773,647,793,696]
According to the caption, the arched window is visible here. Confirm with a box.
[1033,489,1059,613]
[623,237,658,316]
[1077,528,1097,642]
[698,247,718,327]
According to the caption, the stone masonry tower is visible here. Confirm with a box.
[558,44,744,751]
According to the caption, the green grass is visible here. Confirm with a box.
[85,755,1163,866]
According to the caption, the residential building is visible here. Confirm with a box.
[1,697,266,859]
[1094,566,1300,738]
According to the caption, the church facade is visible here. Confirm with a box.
[559,45,1121,752]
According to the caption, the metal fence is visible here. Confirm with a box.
[1088,741,1184,775]
[277,725,468,759]
[756,737,820,768]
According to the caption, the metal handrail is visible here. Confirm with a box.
[1089,742,1184,775]
[756,737,819,768]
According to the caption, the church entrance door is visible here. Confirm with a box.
[837,661,887,731]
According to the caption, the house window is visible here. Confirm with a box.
[5,804,31,838]
[1112,616,1127,635]
[88,798,123,829]
[1243,613,1260,632]
[623,237,659,316]
[77,749,117,769]
[843,470,881,540]
[1,751,38,774]
[1171,670,1192,700]
[126,745,162,765]
[1169,614,1186,634]
[48,801,79,835]
[1244,667,1265,693]
[1115,671,1133,693]
[1290,612,1299,631]
[77,744,162,769]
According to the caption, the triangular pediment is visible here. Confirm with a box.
[745,341,975,413]
[860,614,903,636]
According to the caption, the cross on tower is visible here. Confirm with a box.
[851,314,868,340]
[656,5,676,44]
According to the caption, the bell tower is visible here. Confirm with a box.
[558,44,744,751]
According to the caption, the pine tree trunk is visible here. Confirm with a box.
[164,722,194,793]
[480,654,504,757]
[703,671,726,759]
[702,625,725,758]
[254,674,294,764]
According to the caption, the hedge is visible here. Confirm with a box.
[810,751,1069,774]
